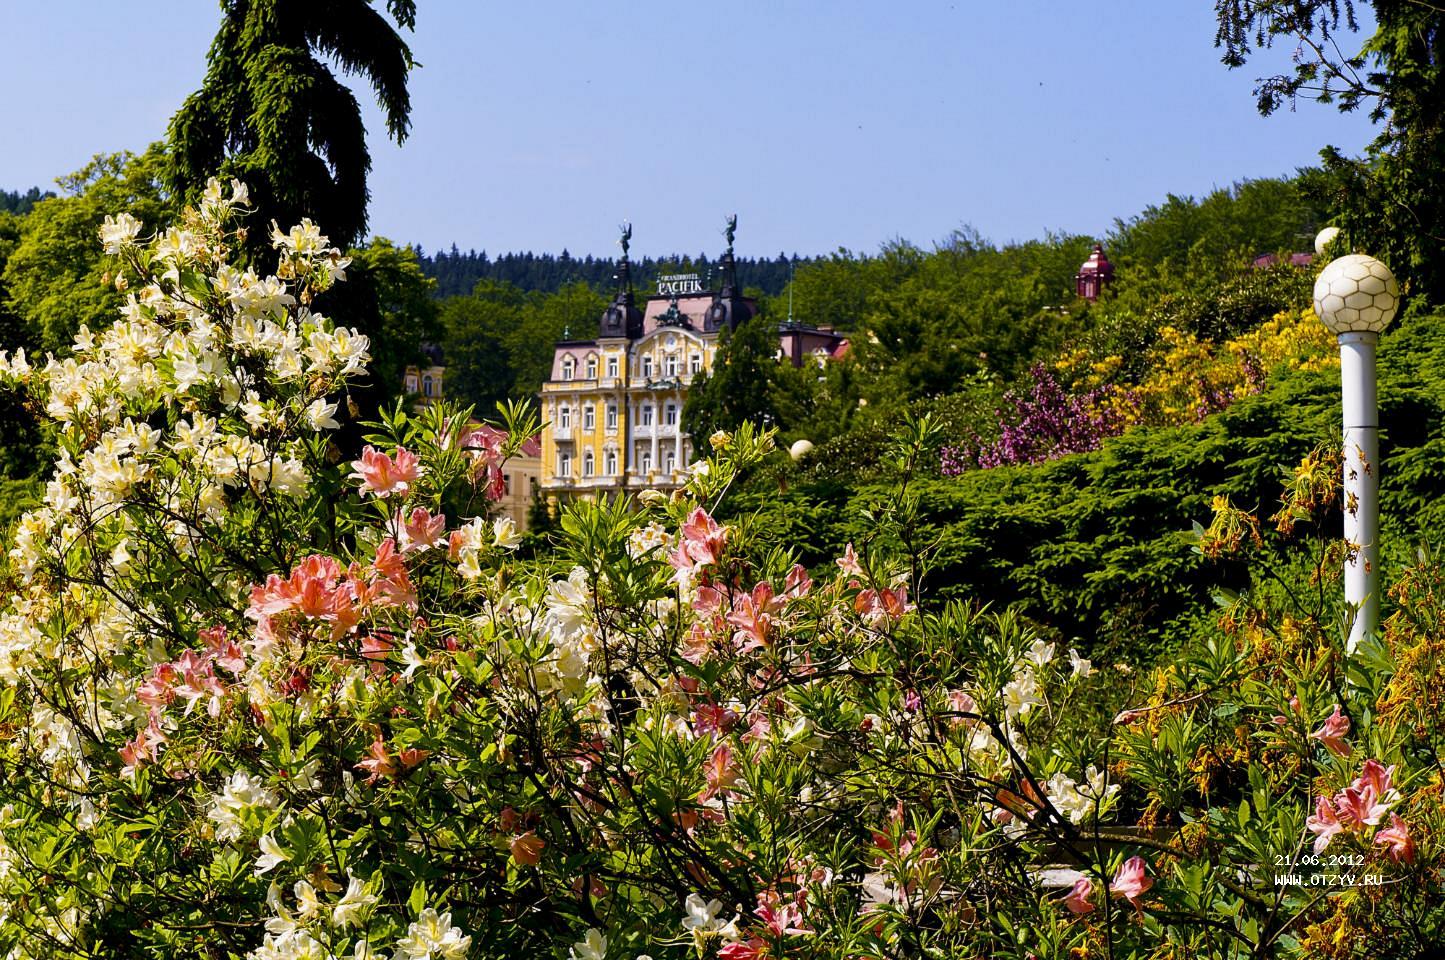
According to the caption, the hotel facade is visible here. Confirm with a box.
[538,226,845,501]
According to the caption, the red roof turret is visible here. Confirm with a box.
[1076,243,1114,301]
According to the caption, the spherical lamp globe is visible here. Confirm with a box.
[789,439,815,462]
[1313,254,1400,335]
[1314,226,1341,256]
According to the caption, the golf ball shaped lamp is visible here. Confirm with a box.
[1312,246,1400,652]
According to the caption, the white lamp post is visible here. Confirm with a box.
[1312,240,1400,652]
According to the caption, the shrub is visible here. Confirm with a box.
[0,187,1441,960]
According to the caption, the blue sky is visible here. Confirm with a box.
[3,1,1381,257]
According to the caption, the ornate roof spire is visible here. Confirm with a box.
[600,220,642,338]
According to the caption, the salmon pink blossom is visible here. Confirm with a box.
[1109,856,1153,907]
[1064,876,1095,915]
[398,506,446,552]
[1309,703,1352,756]
[727,582,779,652]
[348,445,423,498]
[1307,795,1343,852]
[1374,813,1416,864]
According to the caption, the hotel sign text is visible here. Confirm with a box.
[656,273,704,296]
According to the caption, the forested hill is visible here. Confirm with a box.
[0,188,54,216]
[416,246,814,297]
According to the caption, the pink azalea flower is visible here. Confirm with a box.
[1336,783,1390,829]
[1374,813,1416,865]
[755,893,811,936]
[201,626,247,676]
[348,445,423,498]
[718,939,766,960]
[672,507,727,574]
[783,563,813,598]
[947,689,978,723]
[356,736,398,784]
[118,717,167,770]
[1109,856,1153,907]
[398,507,446,553]
[1307,794,1344,853]
[836,542,863,577]
[1309,704,1352,757]
[1064,876,1095,915]
[727,582,778,652]
[1352,758,1395,800]
[701,741,740,801]
[461,425,508,500]
[855,585,910,625]
[680,622,714,665]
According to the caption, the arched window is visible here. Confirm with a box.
[558,405,571,429]
[422,374,434,397]
[562,357,575,381]
[559,453,572,477]
[605,404,618,430]
[605,450,617,475]
[583,451,595,477]
[664,451,676,474]
[583,403,595,431]
[585,356,597,379]
[664,403,678,426]
[641,451,653,473]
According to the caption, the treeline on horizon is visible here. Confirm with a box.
[0,188,54,216]
[417,246,813,298]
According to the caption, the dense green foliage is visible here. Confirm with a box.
[419,246,808,298]
[2,148,173,353]
[724,306,1445,661]
[0,187,54,216]
[1216,0,1445,304]
[167,0,419,256]
[438,280,606,413]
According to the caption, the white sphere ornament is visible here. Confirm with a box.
[789,439,815,461]
[1314,226,1341,255]
[1313,254,1400,335]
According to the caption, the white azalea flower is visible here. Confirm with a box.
[393,908,471,960]
[254,833,290,875]
[570,928,607,960]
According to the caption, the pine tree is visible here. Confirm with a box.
[167,0,420,256]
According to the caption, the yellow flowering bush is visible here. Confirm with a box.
[1058,308,1337,429]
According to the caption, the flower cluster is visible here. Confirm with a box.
[945,308,1335,472]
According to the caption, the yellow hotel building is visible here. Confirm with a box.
[538,225,844,500]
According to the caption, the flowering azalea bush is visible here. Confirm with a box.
[0,188,1440,960]
[944,308,1336,471]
